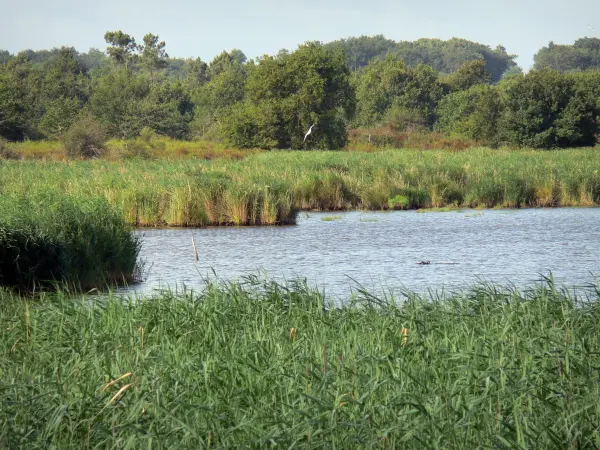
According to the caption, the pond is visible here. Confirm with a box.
[122,208,600,300]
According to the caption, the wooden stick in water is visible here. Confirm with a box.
[191,236,199,262]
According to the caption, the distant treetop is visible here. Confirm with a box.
[534,37,600,71]
[324,36,518,82]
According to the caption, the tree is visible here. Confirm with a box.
[325,35,397,71]
[38,47,89,137]
[185,58,209,88]
[220,42,355,149]
[191,62,247,137]
[139,33,168,84]
[534,38,600,71]
[0,50,11,65]
[443,59,491,93]
[436,85,502,145]
[208,50,247,78]
[0,54,41,140]
[104,31,137,67]
[354,56,443,129]
[501,69,599,148]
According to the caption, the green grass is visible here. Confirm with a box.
[321,215,343,221]
[0,192,140,291]
[1,277,600,447]
[1,147,600,226]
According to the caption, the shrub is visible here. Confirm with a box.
[63,115,107,159]
[120,127,165,159]
[0,138,22,160]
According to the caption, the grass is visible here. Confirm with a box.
[2,138,263,161]
[1,276,600,447]
[321,215,343,221]
[0,192,140,291]
[1,147,600,227]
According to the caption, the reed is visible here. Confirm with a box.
[1,147,599,227]
[0,192,140,291]
[1,276,599,447]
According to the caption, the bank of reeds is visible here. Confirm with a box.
[1,147,599,226]
[1,277,600,447]
[0,192,140,291]
[1,137,263,161]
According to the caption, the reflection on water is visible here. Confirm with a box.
[121,208,600,300]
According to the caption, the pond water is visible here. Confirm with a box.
[122,208,600,300]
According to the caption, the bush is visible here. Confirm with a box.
[63,115,107,159]
[0,192,140,291]
[0,138,22,160]
[119,127,166,159]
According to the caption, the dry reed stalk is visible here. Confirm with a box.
[103,384,132,409]
[191,236,199,262]
[101,372,133,392]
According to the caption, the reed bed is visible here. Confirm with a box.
[1,147,599,227]
[0,192,140,291]
[1,277,600,447]
[2,138,263,161]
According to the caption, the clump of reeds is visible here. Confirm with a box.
[0,192,140,291]
[1,147,599,227]
[1,276,599,447]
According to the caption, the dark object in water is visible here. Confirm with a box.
[417,261,431,265]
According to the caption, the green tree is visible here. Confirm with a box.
[104,31,137,67]
[354,56,443,128]
[208,50,247,78]
[0,55,42,140]
[139,33,168,84]
[501,69,599,148]
[0,50,12,65]
[325,35,397,71]
[38,47,89,137]
[443,59,491,93]
[191,63,247,137]
[185,58,209,89]
[221,42,355,149]
[436,85,502,145]
[534,38,600,71]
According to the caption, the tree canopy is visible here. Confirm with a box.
[534,38,600,71]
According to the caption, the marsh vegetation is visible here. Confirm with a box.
[1,278,600,447]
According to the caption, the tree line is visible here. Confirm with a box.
[1,32,599,150]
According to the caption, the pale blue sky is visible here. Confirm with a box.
[1,0,598,69]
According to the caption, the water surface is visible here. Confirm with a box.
[123,208,600,299]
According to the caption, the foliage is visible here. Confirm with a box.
[220,42,356,149]
[1,278,600,447]
[0,192,139,291]
[62,115,107,159]
[139,33,168,83]
[534,38,600,71]
[325,34,397,70]
[354,56,443,129]
[2,32,600,148]
[390,38,516,81]
[501,69,600,148]
[436,85,502,145]
[104,30,137,67]
[443,59,491,93]
[326,36,517,81]
[90,69,192,139]
[2,148,600,228]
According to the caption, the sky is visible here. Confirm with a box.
[1,0,599,70]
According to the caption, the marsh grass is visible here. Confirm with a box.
[6,138,263,161]
[0,192,140,291]
[321,215,343,221]
[1,276,600,447]
[1,147,600,226]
